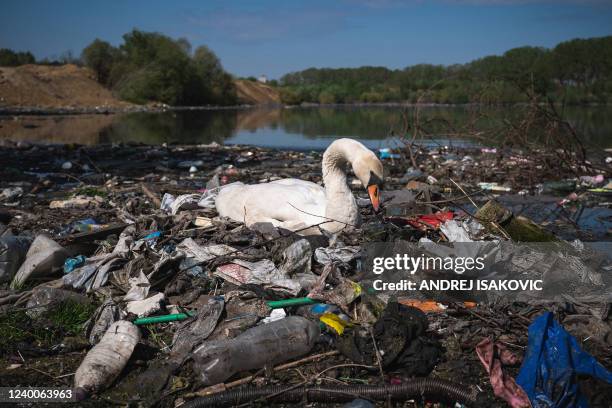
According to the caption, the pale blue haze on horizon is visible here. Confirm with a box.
[1,0,611,79]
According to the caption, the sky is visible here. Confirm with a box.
[1,0,612,79]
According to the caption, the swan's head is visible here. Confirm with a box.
[352,150,384,212]
[323,138,385,212]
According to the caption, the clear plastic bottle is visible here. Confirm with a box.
[192,316,320,386]
[0,235,32,283]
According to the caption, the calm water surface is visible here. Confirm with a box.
[1,105,610,240]
[1,105,610,150]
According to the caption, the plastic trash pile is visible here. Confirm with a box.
[0,140,610,407]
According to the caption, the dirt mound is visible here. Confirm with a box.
[235,80,280,105]
[0,64,131,109]
[0,65,278,110]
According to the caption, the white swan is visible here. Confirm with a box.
[215,138,383,234]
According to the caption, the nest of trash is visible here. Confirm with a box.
[0,140,611,407]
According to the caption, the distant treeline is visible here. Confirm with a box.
[3,34,612,106]
[279,36,612,105]
[0,49,36,66]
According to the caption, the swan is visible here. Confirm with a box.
[215,138,383,234]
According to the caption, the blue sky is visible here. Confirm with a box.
[1,0,611,79]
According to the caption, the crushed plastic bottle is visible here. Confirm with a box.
[398,167,424,183]
[72,218,103,233]
[478,182,512,192]
[0,235,32,283]
[192,316,320,386]
[0,187,24,202]
[10,235,68,289]
[538,180,576,194]
[74,321,140,399]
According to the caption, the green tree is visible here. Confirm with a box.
[114,30,199,105]
[193,45,237,105]
[82,39,117,85]
[0,48,35,66]
[279,88,303,105]
[499,46,549,93]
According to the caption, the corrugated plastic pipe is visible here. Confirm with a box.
[180,379,478,407]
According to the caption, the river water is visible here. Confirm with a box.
[1,105,611,151]
[1,105,610,240]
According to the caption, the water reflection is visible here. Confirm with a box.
[1,105,610,150]
[99,111,238,145]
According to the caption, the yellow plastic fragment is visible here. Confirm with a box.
[319,313,348,335]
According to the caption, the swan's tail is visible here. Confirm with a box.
[208,181,245,209]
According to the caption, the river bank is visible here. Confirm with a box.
[3,100,611,117]
[0,104,260,116]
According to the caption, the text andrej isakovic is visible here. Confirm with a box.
[371,253,543,291]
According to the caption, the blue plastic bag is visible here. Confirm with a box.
[516,312,612,408]
[141,231,162,245]
[379,148,400,159]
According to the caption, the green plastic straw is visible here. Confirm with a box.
[133,297,318,325]
[134,311,195,325]
[266,297,318,309]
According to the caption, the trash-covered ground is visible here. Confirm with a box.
[0,139,611,407]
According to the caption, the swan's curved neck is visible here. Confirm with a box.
[321,141,360,232]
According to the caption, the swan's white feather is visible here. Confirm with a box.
[215,138,382,234]
[216,179,327,229]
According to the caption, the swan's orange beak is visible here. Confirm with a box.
[367,184,380,213]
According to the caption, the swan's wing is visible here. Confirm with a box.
[271,178,319,187]
[216,179,326,226]
[270,179,325,206]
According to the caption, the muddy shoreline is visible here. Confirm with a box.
[3,101,607,117]
[0,104,262,116]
